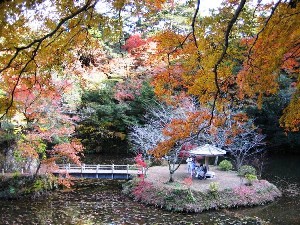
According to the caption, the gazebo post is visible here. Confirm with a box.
[205,157,209,170]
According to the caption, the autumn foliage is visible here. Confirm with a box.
[150,1,300,132]
[122,34,147,53]
[0,0,300,180]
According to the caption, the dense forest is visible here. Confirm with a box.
[0,0,299,176]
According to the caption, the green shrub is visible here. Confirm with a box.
[12,171,21,179]
[33,175,58,192]
[238,165,256,177]
[209,182,219,193]
[0,174,58,199]
[218,160,233,171]
[33,179,44,192]
[245,174,257,185]
[9,186,16,194]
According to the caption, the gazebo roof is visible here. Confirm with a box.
[189,144,226,156]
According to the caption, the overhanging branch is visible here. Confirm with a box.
[247,0,282,64]
[203,0,247,133]
[0,0,98,119]
[191,0,200,49]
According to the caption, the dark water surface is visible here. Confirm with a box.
[0,154,299,225]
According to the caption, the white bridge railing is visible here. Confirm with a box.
[55,164,144,175]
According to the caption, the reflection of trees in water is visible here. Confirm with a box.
[284,183,299,197]
[263,154,300,184]
[1,160,300,225]
[270,176,299,197]
[0,179,264,224]
[28,191,103,224]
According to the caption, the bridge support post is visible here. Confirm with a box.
[96,165,99,178]
[127,164,129,179]
[2,169,4,175]
[112,164,114,179]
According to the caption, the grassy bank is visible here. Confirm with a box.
[0,174,58,199]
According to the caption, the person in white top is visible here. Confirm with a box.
[186,156,193,174]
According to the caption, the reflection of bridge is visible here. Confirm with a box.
[54,164,144,180]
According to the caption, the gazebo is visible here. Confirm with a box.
[189,144,226,170]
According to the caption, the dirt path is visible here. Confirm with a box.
[145,164,245,192]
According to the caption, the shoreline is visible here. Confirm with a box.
[0,174,58,199]
[122,165,282,213]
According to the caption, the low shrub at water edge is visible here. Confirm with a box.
[0,174,59,199]
[238,165,256,177]
[122,178,282,213]
[245,174,257,185]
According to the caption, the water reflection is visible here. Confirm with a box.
[0,180,264,225]
[235,154,300,225]
[0,154,299,225]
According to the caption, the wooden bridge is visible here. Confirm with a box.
[54,164,144,180]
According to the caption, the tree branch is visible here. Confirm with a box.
[247,0,282,64]
[212,0,247,94]
[191,0,200,49]
[196,0,247,137]
[0,0,95,74]
[0,0,97,119]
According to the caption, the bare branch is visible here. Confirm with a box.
[191,0,200,49]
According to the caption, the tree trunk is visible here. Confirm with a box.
[34,161,41,178]
[214,156,219,166]
[169,171,174,182]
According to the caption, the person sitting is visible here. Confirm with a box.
[195,164,205,180]
[199,164,204,171]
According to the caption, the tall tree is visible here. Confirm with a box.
[152,0,300,133]
[0,0,166,119]
[12,78,83,175]
[1,0,300,165]
[129,98,211,182]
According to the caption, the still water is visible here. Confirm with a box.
[0,154,299,225]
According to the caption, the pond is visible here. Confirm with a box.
[0,154,299,225]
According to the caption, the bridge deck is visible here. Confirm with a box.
[53,164,144,179]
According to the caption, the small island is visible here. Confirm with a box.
[123,164,281,213]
